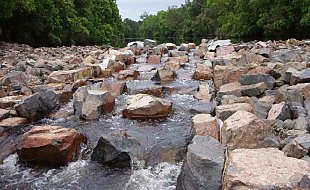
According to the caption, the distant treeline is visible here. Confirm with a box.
[124,0,310,44]
[1,0,309,47]
[0,0,123,47]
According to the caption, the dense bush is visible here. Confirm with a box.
[0,0,124,46]
[134,0,310,42]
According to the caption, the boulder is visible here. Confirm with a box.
[73,87,115,120]
[91,132,142,168]
[216,103,254,121]
[217,82,242,99]
[0,95,24,109]
[147,54,161,64]
[144,39,157,48]
[0,117,28,127]
[282,140,308,158]
[17,125,86,167]
[14,91,60,121]
[193,65,213,80]
[267,102,291,121]
[117,70,140,81]
[216,45,235,57]
[194,82,212,102]
[176,136,225,190]
[214,66,248,89]
[240,82,268,97]
[239,74,275,89]
[122,94,172,120]
[290,68,310,85]
[221,110,274,150]
[0,71,28,89]
[223,148,310,189]
[168,50,188,57]
[0,108,10,121]
[126,81,163,97]
[192,114,219,140]
[151,68,176,82]
[271,49,303,63]
[48,68,93,83]
[207,40,231,51]
[294,134,310,152]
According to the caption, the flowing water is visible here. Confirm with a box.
[0,51,209,189]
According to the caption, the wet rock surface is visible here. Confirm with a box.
[17,125,86,167]
[176,136,225,190]
[1,39,310,189]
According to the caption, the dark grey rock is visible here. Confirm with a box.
[241,82,268,97]
[126,80,163,97]
[271,49,303,63]
[240,74,275,89]
[294,134,310,152]
[176,136,225,190]
[291,68,310,85]
[14,91,60,121]
[91,132,142,168]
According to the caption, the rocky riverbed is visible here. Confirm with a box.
[0,39,310,189]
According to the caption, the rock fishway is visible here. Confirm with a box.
[0,39,310,189]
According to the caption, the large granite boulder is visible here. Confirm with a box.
[221,110,274,150]
[14,91,60,121]
[176,136,225,190]
[73,86,115,120]
[122,94,172,120]
[216,103,254,121]
[192,114,219,140]
[17,125,86,167]
[223,148,310,189]
[48,68,93,83]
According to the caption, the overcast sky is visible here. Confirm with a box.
[117,0,186,21]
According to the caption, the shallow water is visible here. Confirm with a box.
[0,51,208,189]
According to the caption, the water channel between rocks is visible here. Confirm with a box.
[0,51,206,190]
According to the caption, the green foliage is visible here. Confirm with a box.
[0,0,123,46]
[133,0,310,42]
